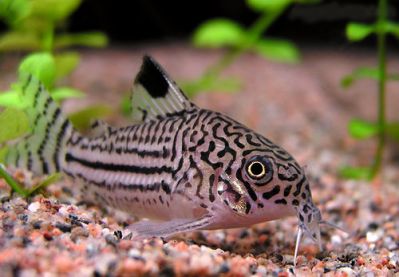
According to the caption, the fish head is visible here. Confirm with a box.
[215,131,323,246]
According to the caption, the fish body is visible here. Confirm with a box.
[5,56,325,256]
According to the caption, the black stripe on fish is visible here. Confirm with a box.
[65,153,174,174]
[262,185,280,200]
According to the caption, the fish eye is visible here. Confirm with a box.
[247,161,266,179]
[244,156,274,185]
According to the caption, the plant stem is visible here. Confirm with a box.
[371,0,387,178]
[0,164,28,197]
[201,3,291,88]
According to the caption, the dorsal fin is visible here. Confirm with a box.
[131,55,196,122]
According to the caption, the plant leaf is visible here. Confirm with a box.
[30,0,81,22]
[0,31,41,51]
[192,19,245,48]
[246,0,291,12]
[54,32,108,49]
[386,122,399,142]
[0,91,27,108]
[341,67,379,88]
[0,108,29,144]
[18,52,56,88]
[51,87,85,101]
[54,52,80,80]
[0,0,30,25]
[27,172,62,196]
[68,105,113,131]
[253,38,300,63]
[346,22,375,41]
[348,119,379,139]
[339,166,372,180]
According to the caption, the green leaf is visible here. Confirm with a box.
[0,31,41,51]
[30,0,81,22]
[246,0,291,12]
[339,166,372,180]
[27,172,62,196]
[68,105,113,131]
[0,0,30,25]
[386,122,399,142]
[18,52,56,88]
[192,19,245,48]
[51,87,85,101]
[253,38,300,63]
[348,119,379,139]
[0,164,28,196]
[0,108,29,144]
[346,22,375,41]
[0,91,27,108]
[54,32,108,49]
[341,67,379,88]
[54,52,80,80]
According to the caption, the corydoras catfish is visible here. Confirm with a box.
[5,55,335,264]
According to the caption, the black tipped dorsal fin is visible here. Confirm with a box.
[131,55,196,122]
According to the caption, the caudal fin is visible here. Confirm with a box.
[5,73,74,175]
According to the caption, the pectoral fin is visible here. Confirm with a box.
[129,215,212,239]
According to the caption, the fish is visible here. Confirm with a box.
[5,55,334,265]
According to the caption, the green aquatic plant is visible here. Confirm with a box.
[0,0,107,52]
[0,0,109,195]
[339,0,399,180]
[182,0,318,97]
[0,0,110,128]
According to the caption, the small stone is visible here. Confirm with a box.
[55,222,72,233]
[219,262,230,273]
[31,220,43,229]
[0,194,10,203]
[43,231,53,241]
[18,214,28,223]
[70,226,89,242]
[105,234,119,246]
[128,249,145,262]
[271,253,284,263]
[28,202,40,212]
[337,267,355,275]
[366,229,383,243]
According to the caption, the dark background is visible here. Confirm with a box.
[68,0,399,49]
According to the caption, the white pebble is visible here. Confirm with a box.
[366,229,383,243]
[28,202,40,212]
[101,228,111,236]
[337,267,355,275]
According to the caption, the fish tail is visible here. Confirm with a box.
[5,73,76,175]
